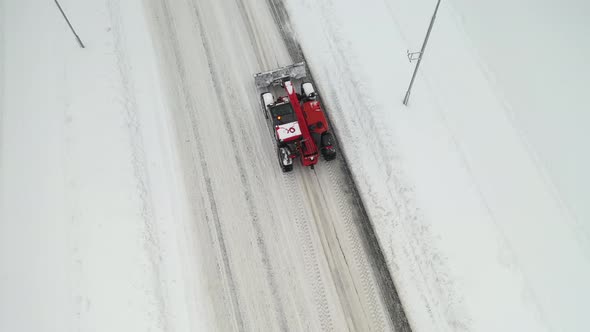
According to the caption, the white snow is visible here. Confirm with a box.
[285,0,590,331]
[5,0,587,330]
[0,0,213,330]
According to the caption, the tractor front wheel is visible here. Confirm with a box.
[278,146,294,172]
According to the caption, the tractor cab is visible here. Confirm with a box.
[268,99,302,143]
[269,100,297,126]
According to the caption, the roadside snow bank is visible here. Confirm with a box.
[285,0,590,330]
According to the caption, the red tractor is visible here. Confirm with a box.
[255,62,336,172]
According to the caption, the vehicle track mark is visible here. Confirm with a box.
[148,1,247,330]
[300,171,362,331]
[322,160,387,331]
[187,1,289,330]
[284,172,336,331]
[233,0,271,69]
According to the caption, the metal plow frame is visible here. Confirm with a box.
[254,62,307,88]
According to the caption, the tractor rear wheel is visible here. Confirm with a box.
[321,133,337,161]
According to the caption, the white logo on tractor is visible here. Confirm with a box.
[276,121,301,140]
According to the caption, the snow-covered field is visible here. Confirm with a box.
[1,0,213,330]
[284,0,590,331]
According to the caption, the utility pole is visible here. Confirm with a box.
[403,0,441,106]
[54,0,85,48]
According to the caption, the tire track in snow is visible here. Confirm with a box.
[284,173,336,331]
[321,160,387,332]
[148,2,246,330]
[232,0,272,69]
[230,1,337,329]
[186,1,289,330]
[300,171,365,331]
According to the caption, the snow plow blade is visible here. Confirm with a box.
[254,62,307,88]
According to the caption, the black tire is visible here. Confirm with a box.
[321,133,337,161]
[278,146,293,172]
[322,149,337,161]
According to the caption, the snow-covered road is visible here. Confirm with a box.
[142,0,406,330]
